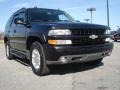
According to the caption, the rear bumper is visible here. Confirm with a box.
[42,43,113,64]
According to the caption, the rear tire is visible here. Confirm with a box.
[30,41,50,76]
[5,42,14,60]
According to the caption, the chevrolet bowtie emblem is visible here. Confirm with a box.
[89,34,98,39]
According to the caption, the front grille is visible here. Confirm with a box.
[72,29,105,35]
[71,29,106,45]
[72,38,105,45]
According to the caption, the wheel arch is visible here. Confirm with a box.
[4,36,8,44]
[26,34,46,50]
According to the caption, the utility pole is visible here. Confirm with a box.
[84,19,90,23]
[87,8,96,23]
[107,0,110,27]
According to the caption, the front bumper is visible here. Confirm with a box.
[42,43,113,65]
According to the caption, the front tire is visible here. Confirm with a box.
[5,42,14,60]
[30,41,50,76]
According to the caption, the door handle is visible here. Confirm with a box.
[14,30,16,33]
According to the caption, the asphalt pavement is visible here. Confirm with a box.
[0,42,120,90]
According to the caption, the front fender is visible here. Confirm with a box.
[26,31,46,44]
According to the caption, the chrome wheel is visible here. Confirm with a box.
[30,42,50,76]
[6,44,9,57]
[32,49,41,69]
[5,42,14,60]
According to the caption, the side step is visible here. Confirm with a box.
[10,50,30,66]
[11,50,27,59]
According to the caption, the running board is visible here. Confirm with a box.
[11,50,27,59]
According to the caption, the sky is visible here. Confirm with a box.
[0,0,120,32]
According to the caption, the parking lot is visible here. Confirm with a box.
[0,42,120,90]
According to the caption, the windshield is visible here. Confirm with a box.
[30,9,75,22]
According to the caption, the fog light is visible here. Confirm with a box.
[105,38,113,42]
[107,52,112,56]
[60,57,67,63]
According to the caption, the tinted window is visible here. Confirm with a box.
[59,14,69,21]
[30,9,75,22]
[11,14,19,27]
[19,12,25,22]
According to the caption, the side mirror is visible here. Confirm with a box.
[14,18,26,25]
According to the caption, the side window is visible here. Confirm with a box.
[19,12,26,22]
[58,14,69,21]
[11,14,19,27]
[10,12,26,27]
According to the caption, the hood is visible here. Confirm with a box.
[31,21,109,30]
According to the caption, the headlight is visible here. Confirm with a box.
[105,38,113,42]
[105,29,113,42]
[48,29,71,36]
[105,30,111,35]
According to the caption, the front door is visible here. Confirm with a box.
[13,12,27,52]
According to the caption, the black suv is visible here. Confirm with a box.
[4,8,113,76]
